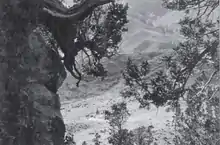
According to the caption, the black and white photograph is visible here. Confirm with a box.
[0,0,219,145]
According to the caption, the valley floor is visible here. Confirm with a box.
[61,80,175,144]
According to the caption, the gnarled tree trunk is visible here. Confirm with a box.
[0,0,111,144]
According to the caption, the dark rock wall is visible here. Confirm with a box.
[0,21,67,145]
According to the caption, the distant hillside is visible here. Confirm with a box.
[59,0,186,144]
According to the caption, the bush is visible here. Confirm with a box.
[105,102,134,145]
[64,133,76,145]
[133,126,155,145]
[92,133,102,145]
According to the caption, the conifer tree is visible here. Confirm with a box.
[122,0,219,144]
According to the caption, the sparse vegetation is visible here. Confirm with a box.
[2,0,218,144]
[133,126,155,145]
[92,133,102,145]
[122,0,219,145]
[64,133,76,145]
[63,0,219,144]
[105,102,134,145]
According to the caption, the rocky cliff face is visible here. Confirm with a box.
[0,0,115,144]
[0,23,66,145]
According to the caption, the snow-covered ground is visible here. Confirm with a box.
[59,0,186,144]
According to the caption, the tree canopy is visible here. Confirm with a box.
[122,0,219,108]
[122,0,219,144]
[43,0,129,86]
[1,0,128,86]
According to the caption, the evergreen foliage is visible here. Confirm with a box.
[122,0,219,144]
[105,102,134,145]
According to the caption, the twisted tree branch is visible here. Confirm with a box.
[43,0,113,20]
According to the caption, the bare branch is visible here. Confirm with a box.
[81,48,91,62]
[43,0,68,12]
[208,86,220,100]
[72,59,82,87]
[206,2,219,20]
[43,0,113,20]
[195,70,218,97]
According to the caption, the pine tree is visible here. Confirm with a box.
[92,133,102,145]
[82,141,88,145]
[122,0,219,144]
[64,133,76,145]
[105,102,134,145]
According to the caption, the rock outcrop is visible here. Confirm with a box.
[0,25,67,145]
[0,0,112,144]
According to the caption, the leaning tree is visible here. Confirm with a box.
[0,0,128,145]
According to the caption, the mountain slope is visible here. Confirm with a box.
[61,80,175,144]
[59,0,186,144]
